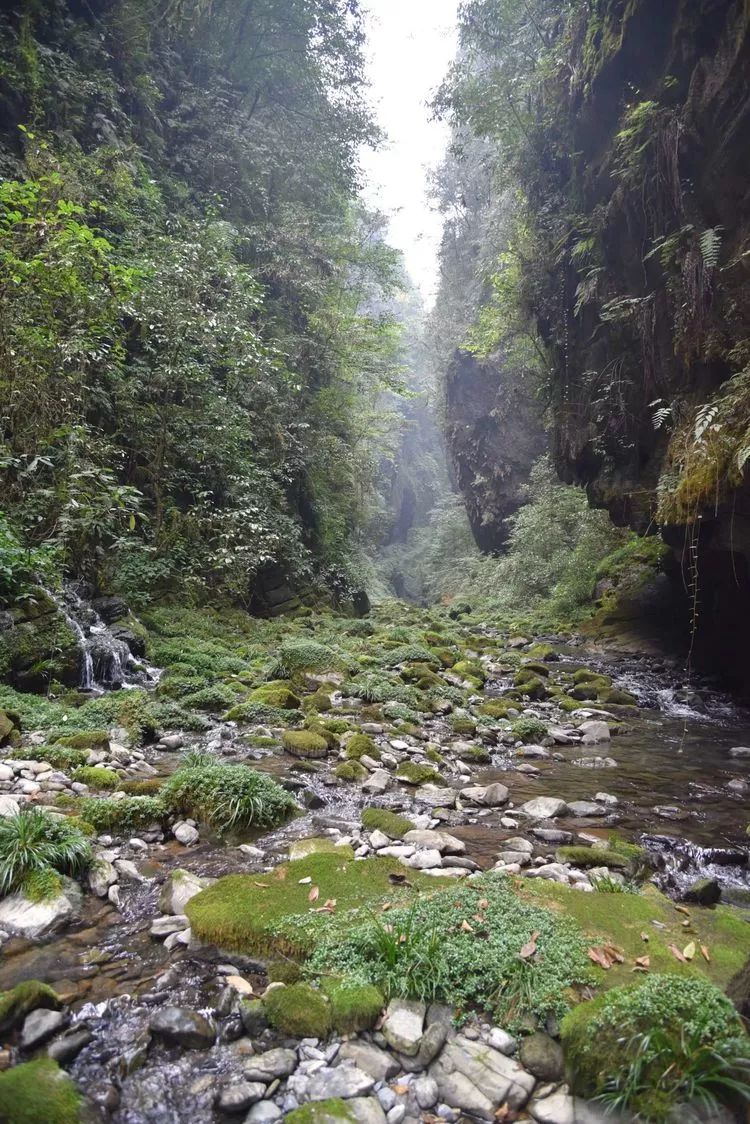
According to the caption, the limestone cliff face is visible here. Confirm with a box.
[444,350,546,552]
[531,0,750,684]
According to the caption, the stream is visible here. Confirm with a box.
[2,613,750,1122]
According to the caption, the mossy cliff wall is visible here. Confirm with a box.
[530,0,750,684]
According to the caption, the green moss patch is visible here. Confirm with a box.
[511,716,547,743]
[185,853,434,957]
[282,729,329,759]
[285,1099,357,1124]
[0,980,60,1034]
[344,733,379,760]
[71,765,120,789]
[264,982,331,1037]
[395,762,441,785]
[325,980,384,1034]
[361,808,414,838]
[250,684,301,709]
[0,1058,82,1124]
[334,761,367,782]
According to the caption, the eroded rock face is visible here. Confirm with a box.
[444,349,547,552]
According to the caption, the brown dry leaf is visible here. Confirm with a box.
[520,930,540,960]
[494,1105,511,1121]
[588,946,613,969]
[478,898,489,910]
[683,941,696,961]
[398,934,407,944]
[308,886,319,903]
[252,882,269,888]
[392,1085,409,1096]
[381,902,392,912]
[700,944,711,962]
[675,905,690,917]
[461,920,474,933]
[668,943,687,963]
[635,955,650,968]
[605,945,625,964]
[640,931,650,942]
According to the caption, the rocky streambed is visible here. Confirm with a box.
[0,604,749,1123]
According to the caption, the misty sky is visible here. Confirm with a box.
[360,0,459,304]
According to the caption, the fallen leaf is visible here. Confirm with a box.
[473,914,486,923]
[700,944,711,962]
[520,930,539,959]
[478,898,489,910]
[675,905,690,917]
[668,943,687,963]
[588,946,613,969]
[381,902,392,912]
[392,1085,409,1096]
[683,941,696,960]
[640,931,650,942]
[605,945,625,964]
[635,956,650,968]
[308,885,319,902]
[299,877,312,885]
[651,920,667,930]
[252,881,269,888]
[494,1105,511,1121]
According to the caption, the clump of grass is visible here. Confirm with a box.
[160,756,296,834]
[511,716,547,743]
[395,762,441,785]
[0,808,92,897]
[5,744,88,770]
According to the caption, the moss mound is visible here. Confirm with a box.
[344,733,380,760]
[556,845,630,870]
[361,808,414,838]
[263,982,331,1037]
[395,761,441,785]
[282,729,329,759]
[185,853,432,957]
[71,765,120,789]
[561,974,749,1120]
[250,684,301,709]
[0,1058,82,1124]
[326,980,384,1034]
[53,730,110,750]
[0,980,60,1034]
[511,716,547,743]
[334,761,367,782]
[285,1099,357,1124]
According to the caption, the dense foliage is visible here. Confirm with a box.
[0,0,403,607]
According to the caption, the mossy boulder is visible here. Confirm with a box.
[598,687,639,706]
[71,765,120,790]
[325,980,384,1034]
[451,717,477,735]
[285,1100,358,1124]
[334,761,367,782]
[53,730,110,750]
[556,845,630,870]
[361,808,414,838]
[519,660,551,678]
[250,684,302,709]
[458,745,491,764]
[282,729,329,759]
[452,659,486,683]
[0,1057,82,1124]
[511,717,547,743]
[304,721,340,749]
[224,701,301,725]
[479,700,515,719]
[395,762,441,785]
[185,853,433,957]
[513,673,547,700]
[572,668,612,687]
[0,588,81,692]
[263,982,332,1037]
[344,734,380,761]
[0,980,60,1034]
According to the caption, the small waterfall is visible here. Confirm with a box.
[46,586,159,692]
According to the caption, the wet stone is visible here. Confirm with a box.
[149,1006,215,1050]
[218,1081,266,1113]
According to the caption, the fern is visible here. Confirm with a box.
[693,403,719,444]
[699,227,723,270]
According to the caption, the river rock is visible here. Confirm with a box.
[429,1034,535,1118]
[368,829,391,850]
[244,1104,282,1124]
[160,868,209,914]
[158,734,184,751]
[578,721,610,744]
[217,1081,266,1112]
[403,829,465,854]
[173,821,200,846]
[502,837,533,853]
[404,848,443,870]
[531,828,573,844]
[47,1026,94,1064]
[460,783,509,806]
[414,1075,439,1109]
[243,1047,297,1081]
[362,769,392,795]
[149,1006,215,1050]
[340,1041,400,1082]
[729,747,750,758]
[683,877,721,905]
[521,797,567,819]
[515,745,550,759]
[307,1064,375,1101]
[0,878,81,939]
[518,1032,564,1081]
[382,998,425,1056]
[21,1007,66,1049]
[89,858,118,897]
[488,1027,517,1055]
[413,785,457,808]
[566,801,605,817]
[0,795,20,818]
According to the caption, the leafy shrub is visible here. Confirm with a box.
[350,674,422,707]
[161,759,296,834]
[0,808,92,897]
[300,874,591,1025]
[179,684,237,712]
[0,517,58,600]
[562,974,750,1121]
[382,644,435,666]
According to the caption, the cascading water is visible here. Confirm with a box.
[46,586,159,692]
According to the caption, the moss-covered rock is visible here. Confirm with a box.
[53,730,110,750]
[344,733,380,760]
[361,808,414,838]
[334,761,367,782]
[0,980,60,1034]
[511,716,547,743]
[395,762,441,785]
[478,700,515,719]
[0,1057,82,1124]
[282,729,329,759]
[0,588,81,693]
[71,765,120,789]
[458,745,491,763]
[250,684,302,709]
[555,845,630,870]
[263,982,332,1037]
[325,980,384,1034]
[285,1099,357,1124]
[451,717,477,735]
[185,853,433,957]
[598,687,639,706]
[513,672,547,700]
